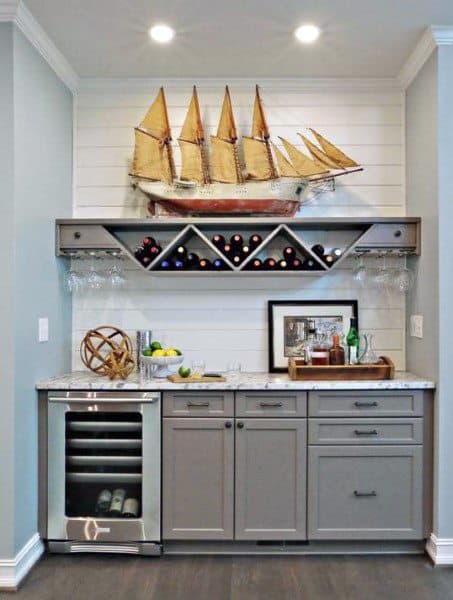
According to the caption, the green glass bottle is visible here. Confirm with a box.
[346,317,359,365]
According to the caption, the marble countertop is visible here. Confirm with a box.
[36,371,435,391]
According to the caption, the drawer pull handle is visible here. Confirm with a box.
[354,429,378,436]
[354,401,378,408]
[354,490,377,498]
[187,401,210,407]
[260,401,283,407]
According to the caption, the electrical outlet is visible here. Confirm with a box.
[410,315,423,339]
[39,317,49,343]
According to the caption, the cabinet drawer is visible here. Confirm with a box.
[235,392,307,417]
[309,418,423,445]
[59,225,118,249]
[308,445,423,540]
[309,391,423,417]
[358,223,417,249]
[163,392,234,417]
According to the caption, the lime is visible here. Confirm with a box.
[142,348,153,357]
[178,366,191,378]
[174,348,182,356]
[151,341,162,351]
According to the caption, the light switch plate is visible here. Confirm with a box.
[39,317,49,342]
[410,315,423,339]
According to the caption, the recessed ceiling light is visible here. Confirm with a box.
[294,24,321,44]
[149,24,174,44]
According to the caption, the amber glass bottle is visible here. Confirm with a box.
[329,334,345,366]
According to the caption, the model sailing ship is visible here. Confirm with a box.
[130,86,362,216]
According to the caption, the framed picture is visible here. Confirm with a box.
[268,300,358,372]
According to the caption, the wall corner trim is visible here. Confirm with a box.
[0,533,44,590]
[425,533,453,566]
[398,25,453,90]
[0,0,79,92]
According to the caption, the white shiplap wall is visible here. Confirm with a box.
[73,80,406,371]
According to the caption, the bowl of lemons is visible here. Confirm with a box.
[141,341,183,378]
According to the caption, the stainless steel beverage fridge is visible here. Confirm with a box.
[40,392,161,554]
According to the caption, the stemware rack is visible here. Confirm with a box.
[56,217,421,277]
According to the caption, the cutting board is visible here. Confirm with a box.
[167,374,227,383]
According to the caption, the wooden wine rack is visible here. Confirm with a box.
[56,217,421,277]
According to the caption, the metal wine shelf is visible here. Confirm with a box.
[56,217,421,277]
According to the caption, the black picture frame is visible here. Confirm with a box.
[268,300,359,372]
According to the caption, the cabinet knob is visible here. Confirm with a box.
[394,229,402,238]
[237,422,244,429]
[74,231,81,239]
[225,421,232,428]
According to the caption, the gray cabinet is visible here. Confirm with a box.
[235,418,307,540]
[162,418,234,540]
[308,445,423,540]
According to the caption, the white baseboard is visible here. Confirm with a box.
[426,533,453,565]
[0,533,44,590]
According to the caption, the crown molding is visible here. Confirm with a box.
[78,76,401,93]
[398,25,453,89]
[0,0,79,92]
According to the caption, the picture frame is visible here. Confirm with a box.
[268,300,358,372]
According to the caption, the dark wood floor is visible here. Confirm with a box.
[4,553,453,599]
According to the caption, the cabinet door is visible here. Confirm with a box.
[235,418,307,540]
[163,418,234,540]
[308,445,423,540]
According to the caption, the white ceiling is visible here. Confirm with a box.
[24,0,453,78]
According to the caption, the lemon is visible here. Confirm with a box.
[151,341,162,351]
[165,349,178,357]
[178,366,191,378]
[142,348,153,357]
[167,347,182,356]
[152,349,166,357]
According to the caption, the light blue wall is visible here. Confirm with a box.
[0,22,16,559]
[0,25,73,558]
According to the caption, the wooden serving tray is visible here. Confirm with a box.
[167,374,227,383]
[288,356,395,381]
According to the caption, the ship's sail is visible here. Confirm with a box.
[299,134,343,170]
[278,137,329,178]
[309,128,359,168]
[130,87,175,184]
[271,143,299,177]
[243,85,277,181]
[210,86,243,184]
[178,86,210,184]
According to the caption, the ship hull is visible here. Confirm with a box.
[138,179,308,217]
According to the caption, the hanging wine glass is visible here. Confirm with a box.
[353,254,367,287]
[64,253,84,293]
[107,251,126,289]
[370,253,391,290]
[86,252,106,290]
[393,254,415,294]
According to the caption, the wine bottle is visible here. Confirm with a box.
[283,246,296,260]
[250,258,262,270]
[95,489,112,515]
[231,254,242,266]
[329,334,345,366]
[291,257,304,270]
[199,258,211,270]
[212,234,225,247]
[109,488,126,516]
[149,244,162,258]
[212,258,226,270]
[311,244,325,257]
[323,254,335,266]
[241,245,251,257]
[172,257,186,270]
[346,317,359,365]
[223,243,232,257]
[142,236,155,248]
[122,498,140,519]
[263,258,277,270]
[278,259,289,270]
[304,258,318,271]
[175,245,187,258]
[249,234,262,249]
[134,246,145,261]
[141,255,152,267]
[230,233,243,247]
[332,247,343,259]
[186,252,200,267]
[159,259,171,270]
